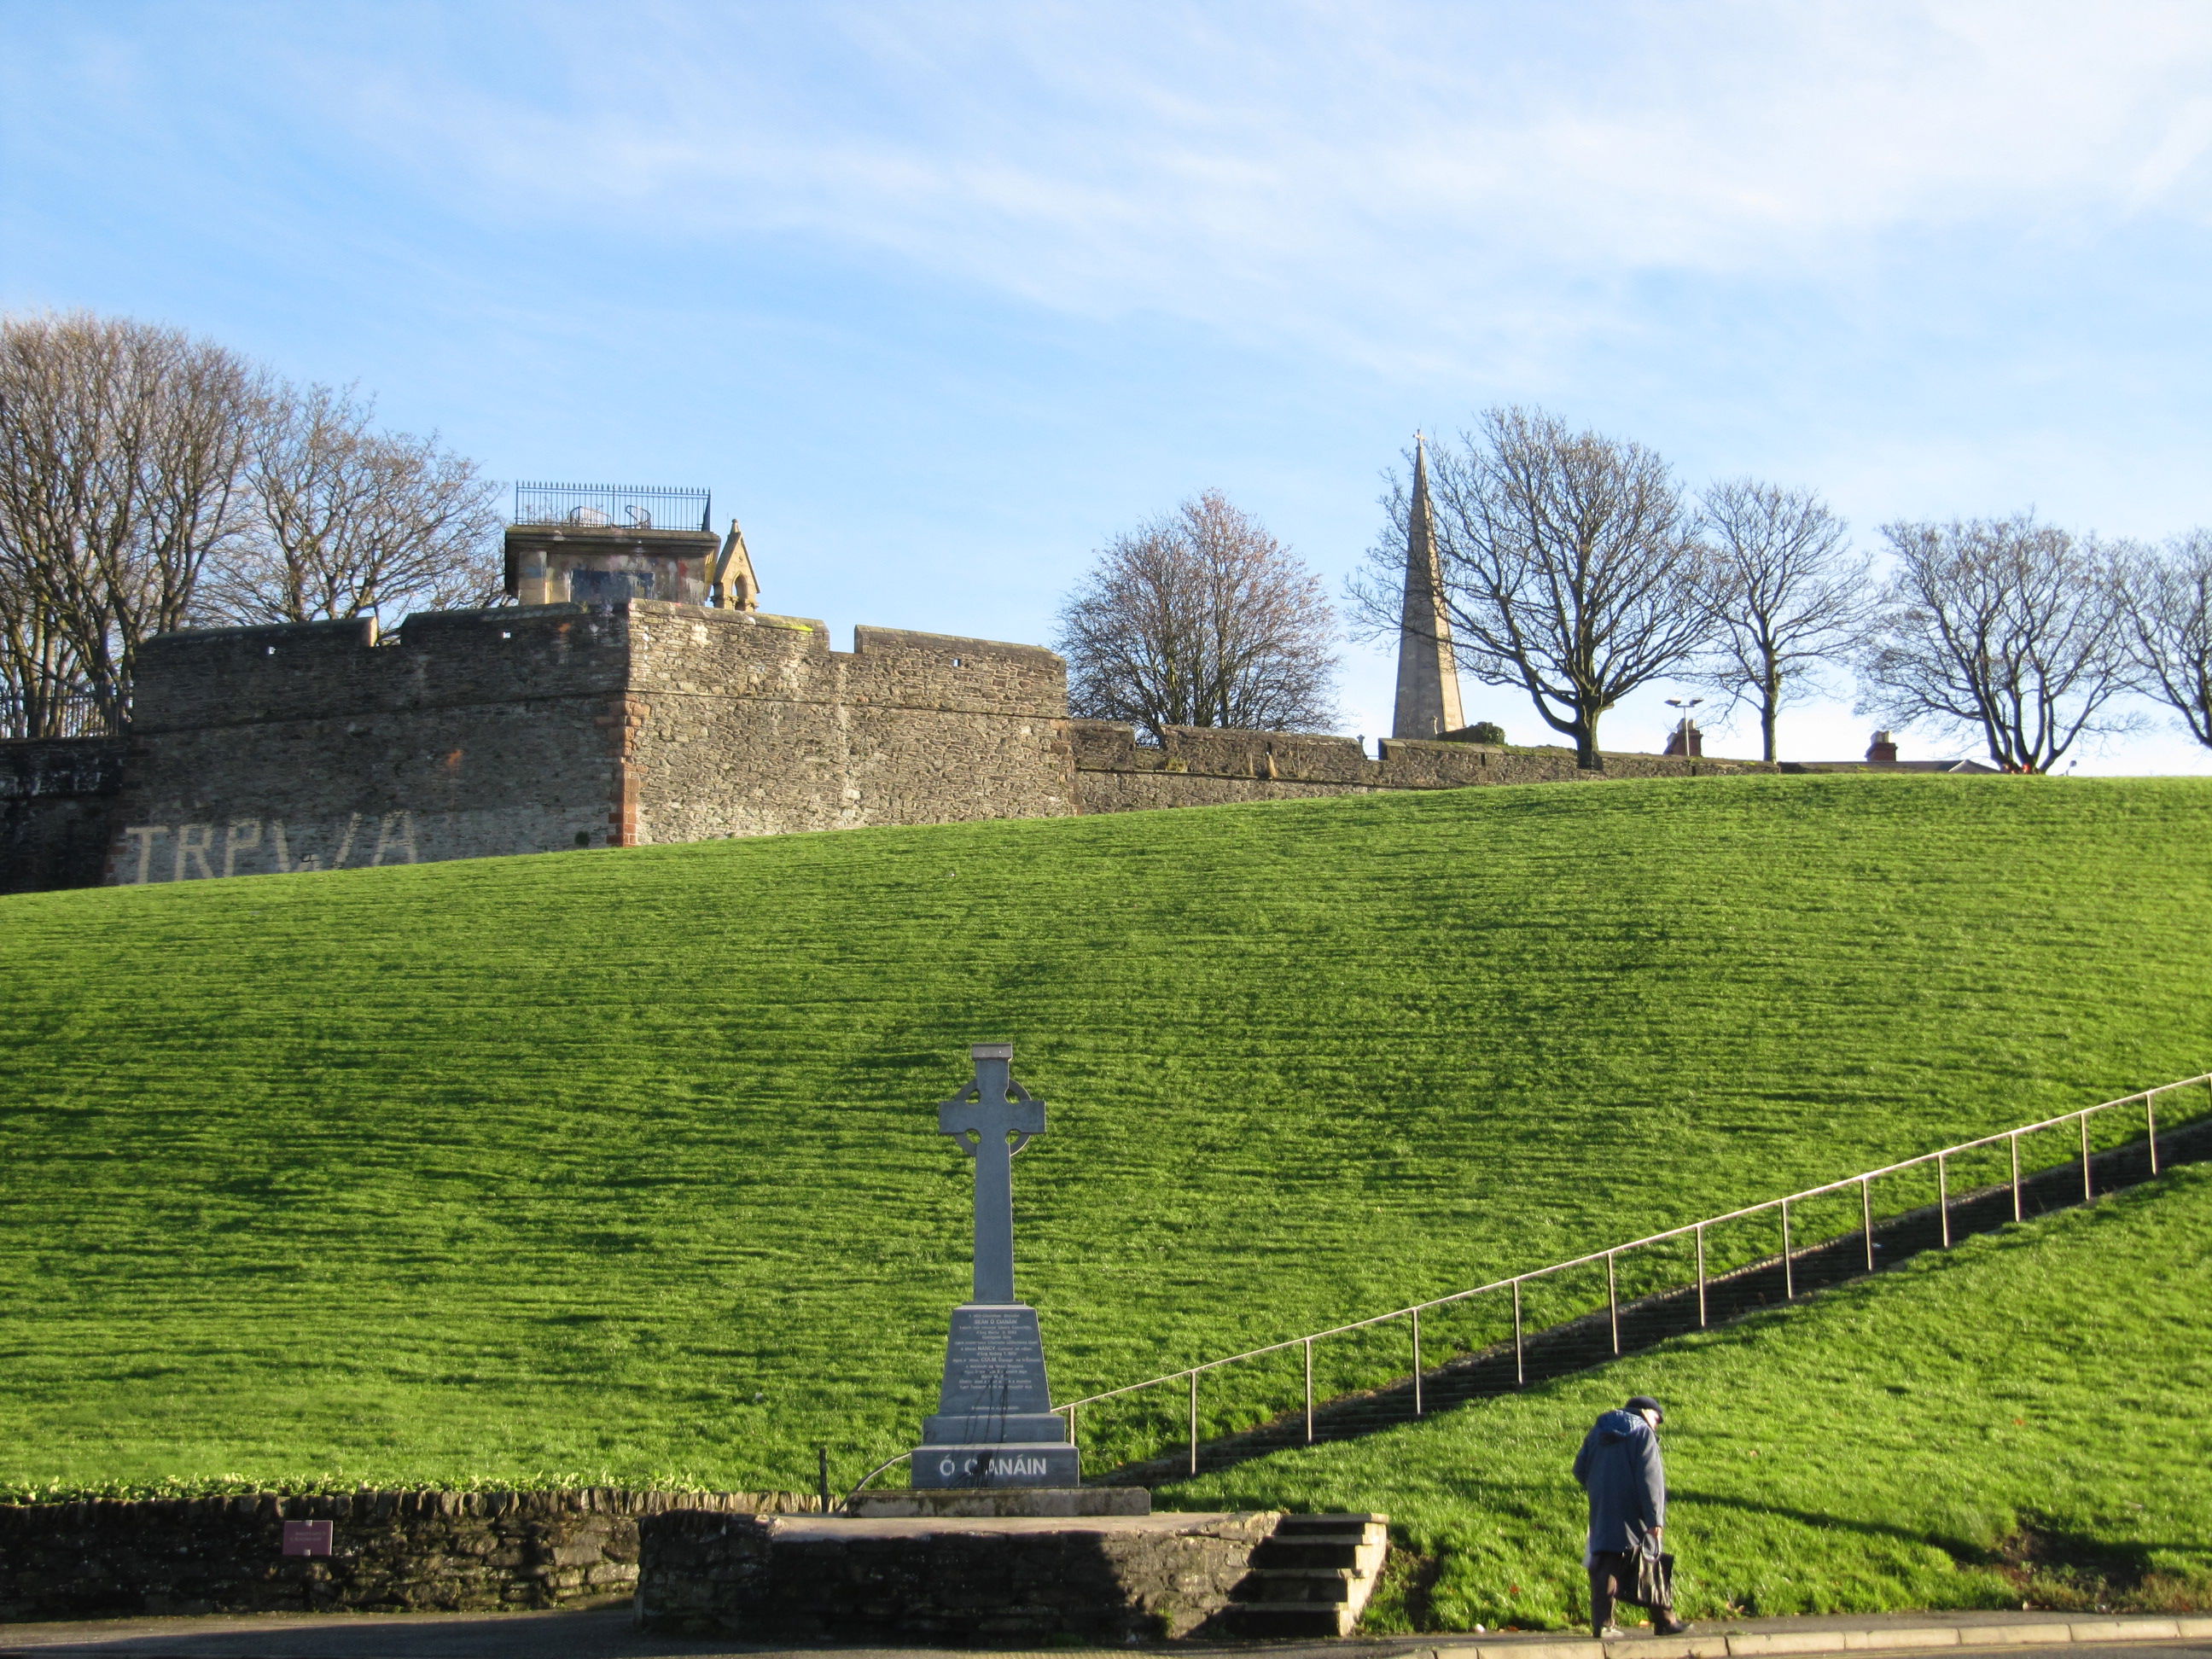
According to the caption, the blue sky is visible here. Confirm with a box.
[6,1,2211,770]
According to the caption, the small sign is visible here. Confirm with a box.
[282,1520,333,1557]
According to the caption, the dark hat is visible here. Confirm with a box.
[1625,1394,1664,1423]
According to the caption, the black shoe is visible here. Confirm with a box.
[1653,1615,1690,1636]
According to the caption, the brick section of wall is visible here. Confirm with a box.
[1068,721,1776,812]
[635,1509,1277,1643]
[0,736,127,894]
[0,1489,818,1621]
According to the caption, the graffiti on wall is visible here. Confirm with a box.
[115,812,418,883]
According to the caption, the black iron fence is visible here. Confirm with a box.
[1,691,113,741]
[511,481,712,533]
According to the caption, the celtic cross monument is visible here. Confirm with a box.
[911,1042,1080,1488]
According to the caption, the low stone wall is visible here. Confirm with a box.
[1068,721,1773,813]
[635,1509,1278,1643]
[0,1488,817,1621]
[0,736,125,895]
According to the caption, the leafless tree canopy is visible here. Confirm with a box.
[2118,529,2212,749]
[195,382,502,627]
[0,312,504,738]
[1056,491,1338,742]
[1692,479,1871,762]
[0,313,258,734]
[1859,514,2133,772]
[1356,406,1707,767]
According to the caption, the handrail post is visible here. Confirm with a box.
[1781,1199,1794,1299]
[1512,1280,1524,1386]
[1937,1152,1950,1248]
[2147,1091,2159,1176]
[1412,1308,1423,1417]
[1189,1371,1199,1476]
[1861,1175,1875,1272]
[2080,1112,2093,1203]
[2010,1132,2022,1221]
[1606,1249,1620,1354]
[1068,1401,1078,1459]
[1303,1337,1314,1444]
[1695,1223,1708,1328]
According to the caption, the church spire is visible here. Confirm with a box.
[1391,433,1465,739]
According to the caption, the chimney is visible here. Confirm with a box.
[1867,731,1898,765]
[1664,721,1703,758]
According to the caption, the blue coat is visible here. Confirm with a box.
[1572,1408,1667,1553]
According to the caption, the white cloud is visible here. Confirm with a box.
[295,0,2212,371]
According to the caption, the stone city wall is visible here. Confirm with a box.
[626,614,1075,844]
[97,602,1077,886]
[1,736,126,895]
[107,608,632,886]
[0,1488,818,1621]
[0,598,1784,897]
[1067,720,1774,812]
[635,1508,1278,1643]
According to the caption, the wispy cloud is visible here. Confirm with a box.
[273,0,2212,380]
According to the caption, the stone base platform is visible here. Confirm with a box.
[636,1509,1284,1642]
[847,1486,1149,1518]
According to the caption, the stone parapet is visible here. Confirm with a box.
[1068,720,1775,812]
[634,1509,1278,1642]
[0,735,127,894]
[0,1488,817,1621]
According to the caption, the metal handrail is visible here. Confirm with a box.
[1051,1074,2210,1440]
[841,1449,913,1507]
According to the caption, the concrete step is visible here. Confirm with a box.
[1233,1568,1357,1604]
[1227,1600,1364,1639]
[1254,1538,1369,1569]
[1273,1510,1388,1534]
[1217,1511,1390,1639]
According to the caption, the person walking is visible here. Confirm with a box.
[1573,1394,1686,1638]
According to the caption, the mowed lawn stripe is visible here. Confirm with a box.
[0,774,2204,1493]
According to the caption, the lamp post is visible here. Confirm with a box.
[1665,697,1703,757]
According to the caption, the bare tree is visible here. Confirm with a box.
[1859,514,2133,773]
[1056,491,1338,742]
[1692,479,1872,762]
[0,313,260,731]
[2117,530,2212,748]
[1356,407,1707,768]
[196,382,502,626]
[0,552,79,738]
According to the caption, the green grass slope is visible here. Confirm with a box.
[1173,1164,2212,1628]
[0,775,2208,1493]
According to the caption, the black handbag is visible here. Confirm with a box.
[1629,1548,1675,1610]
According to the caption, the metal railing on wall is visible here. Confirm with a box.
[510,481,712,533]
[1,691,113,741]
[1052,1072,2212,1477]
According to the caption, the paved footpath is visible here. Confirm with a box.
[0,1607,2203,1659]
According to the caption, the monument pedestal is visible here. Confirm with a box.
[911,1301,1079,1489]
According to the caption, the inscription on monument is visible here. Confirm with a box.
[943,1307,1050,1412]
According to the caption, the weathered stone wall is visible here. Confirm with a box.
[0,597,1784,896]
[0,737,126,895]
[1068,720,1774,812]
[626,614,1075,842]
[0,1488,816,1621]
[108,609,630,886]
[635,1509,1278,1643]
[94,602,1078,887]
